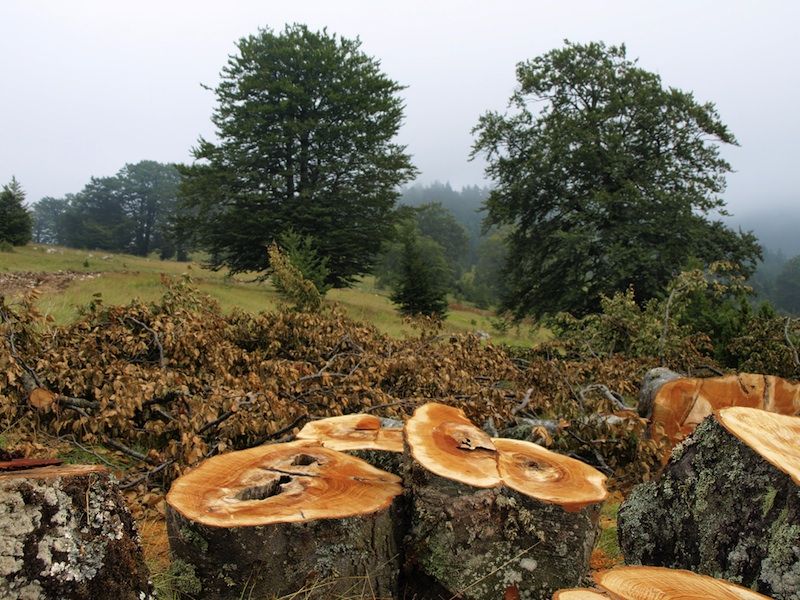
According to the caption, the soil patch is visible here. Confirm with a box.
[0,270,100,297]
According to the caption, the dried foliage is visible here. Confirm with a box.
[0,277,674,506]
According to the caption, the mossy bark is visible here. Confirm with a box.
[406,460,601,600]
[166,499,402,600]
[618,415,800,599]
[0,465,153,600]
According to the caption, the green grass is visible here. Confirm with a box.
[1,244,545,346]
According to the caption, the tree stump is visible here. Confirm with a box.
[618,407,800,599]
[639,368,800,458]
[552,589,609,599]
[296,413,404,475]
[0,464,153,600]
[405,403,607,600]
[166,440,403,600]
[593,566,771,599]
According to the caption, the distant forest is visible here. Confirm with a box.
[9,166,799,317]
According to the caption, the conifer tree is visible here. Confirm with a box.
[0,177,32,246]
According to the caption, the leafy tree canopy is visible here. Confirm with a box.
[472,40,761,318]
[0,177,32,246]
[179,24,417,287]
[34,161,180,256]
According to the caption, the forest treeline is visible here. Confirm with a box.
[1,27,799,324]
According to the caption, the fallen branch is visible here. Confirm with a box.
[103,437,156,464]
[119,460,175,490]
[511,387,534,415]
[579,384,634,411]
[124,316,166,368]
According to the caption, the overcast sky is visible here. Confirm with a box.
[1,1,798,217]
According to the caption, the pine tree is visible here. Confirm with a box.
[391,226,450,318]
[0,177,32,246]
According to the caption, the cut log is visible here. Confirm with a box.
[406,402,607,600]
[28,388,56,412]
[639,369,800,457]
[0,464,153,600]
[593,566,771,599]
[166,440,403,600]
[552,589,608,599]
[618,407,800,599]
[296,413,404,474]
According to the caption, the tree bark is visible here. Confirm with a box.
[165,441,404,599]
[406,458,601,600]
[0,465,153,600]
[618,413,800,599]
[167,500,402,599]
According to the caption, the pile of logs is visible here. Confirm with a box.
[166,403,609,600]
[639,368,800,458]
[9,368,800,599]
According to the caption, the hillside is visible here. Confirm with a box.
[0,244,544,346]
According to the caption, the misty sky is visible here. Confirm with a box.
[1,1,798,217]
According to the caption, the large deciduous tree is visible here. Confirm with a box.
[179,24,417,287]
[0,177,32,246]
[472,41,761,318]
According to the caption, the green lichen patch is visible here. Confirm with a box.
[618,415,800,599]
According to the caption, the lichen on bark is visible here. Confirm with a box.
[166,498,402,600]
[0,467,153,600]
[618,415,800,599]
[407,462,600,600]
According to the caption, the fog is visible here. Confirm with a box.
[1,0,798,217]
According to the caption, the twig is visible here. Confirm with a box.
[578,384,634,411]
[0,307,43,388]
[450,542,541,599]
[124,316,166,368]
[58,395,100,410]
[364,399,422,413]
[511,388,534,415]
[565,430,614,475]
[103,437,155,464]
[119,460,174,490]
[785,317,800,371]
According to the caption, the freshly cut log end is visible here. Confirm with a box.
[28,387,56,411]
[552,589,608,599]
[0,464,153,600]
[166,441,403,599]
[406,402,605,600]
[296,413,404,452]
[405,402,501,488]
[618,409,800,598]
[642,369,800,456]
[166,439,402,527]
[494,438,607,512]
[716,406,800,485]
[594,566,771,599]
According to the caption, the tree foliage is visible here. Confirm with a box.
[179,24,416,287]
[33,161,180,256]
[0,177,32,246]
[472,40,761,318]
[31,196,69,245]
[267,243,323,313]
[774,255,800,315]
[390,224,450,318]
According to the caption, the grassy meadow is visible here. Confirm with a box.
[0,244,546,346]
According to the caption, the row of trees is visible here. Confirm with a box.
[4,27,792,321]
[27,161,182,258]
